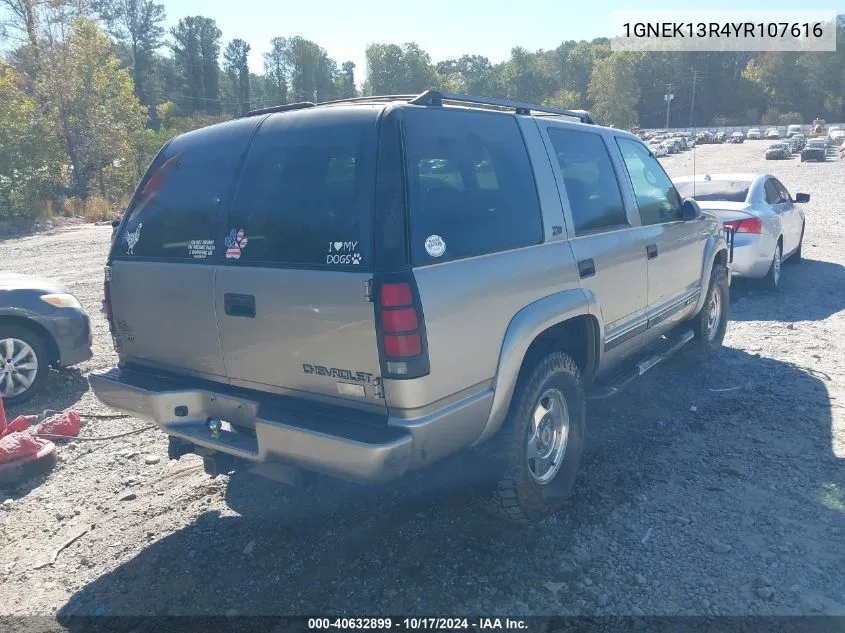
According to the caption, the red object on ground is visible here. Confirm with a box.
[35,410,81,437]
[0,431,43,463]
[3,415,36,436]
[0,437,57,485]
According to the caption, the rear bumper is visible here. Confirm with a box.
[89,366,492,485]
[729,234,775,279]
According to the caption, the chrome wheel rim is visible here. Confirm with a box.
[0,338,39,398]
[706,287,721,342]
[773,246,782,285]
[526,388,569,485]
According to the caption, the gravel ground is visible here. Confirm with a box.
[0,140,843,624]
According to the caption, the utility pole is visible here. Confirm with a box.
[664,83,674,130]
[689,69,697,128]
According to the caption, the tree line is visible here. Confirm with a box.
[1,1,843,219]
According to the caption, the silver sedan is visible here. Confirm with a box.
[674,173,809,289]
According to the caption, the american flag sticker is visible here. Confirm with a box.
[225,228,248,260]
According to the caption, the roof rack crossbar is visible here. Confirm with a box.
[409,89,595,124]
[243,102,316,118]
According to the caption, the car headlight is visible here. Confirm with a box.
[40,293,83,309]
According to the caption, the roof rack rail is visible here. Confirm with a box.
[408,89,595,124]
[243,102,316,118]
[318,94,420,106]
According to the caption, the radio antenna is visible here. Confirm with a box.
[690,68,697,198]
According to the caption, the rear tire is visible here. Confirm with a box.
[686,261,729,362]
[475,352,586,524]
[763,241,783,290]
[0,324,50,405]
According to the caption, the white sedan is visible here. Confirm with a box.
[674,173,810,289]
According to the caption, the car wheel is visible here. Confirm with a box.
[763,241,783,290]
[686,261,729,361]
[0,324,49,405]
[476,351,586,524]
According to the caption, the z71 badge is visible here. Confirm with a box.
[303,364,374,383]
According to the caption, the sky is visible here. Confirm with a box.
[157,0,843,86]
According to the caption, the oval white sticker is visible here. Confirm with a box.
[425,235,446,258]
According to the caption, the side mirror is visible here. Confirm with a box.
[681,198,702,220]
[795,193,810,203]
[111,219,121,228]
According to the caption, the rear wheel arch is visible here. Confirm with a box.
[521,314,600,386]
[473,291,596,446]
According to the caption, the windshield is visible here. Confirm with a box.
[675,180,751,202]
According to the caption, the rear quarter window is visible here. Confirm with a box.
[116,117,259,261]
[404,108,543,265]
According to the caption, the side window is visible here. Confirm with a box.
[546,128,627,234]
[404,108,543,264]
[616,137,684,225]
[774,180,792,203]
[764,180,781,205]
[118,118,257,260]
[226,109,378,270]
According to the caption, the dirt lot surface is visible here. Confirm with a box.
[0,140,843,624]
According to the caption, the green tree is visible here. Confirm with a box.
[0,60,62,216]
[223,38,250,114]
[95,0,165,115]
[543,89,581,110]
[500,46,556,103]
[337,60,356,98]
[263,36,289,105]
[364,42,435,95]
[35,18,146,198]
[170,16,221,114]
[587,53,640,129]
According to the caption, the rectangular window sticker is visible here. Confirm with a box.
[326,240,362,265]
[188,239,215,259]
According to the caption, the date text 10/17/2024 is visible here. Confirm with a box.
[308,618,529,630]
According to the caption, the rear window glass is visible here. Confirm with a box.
[404,108,543,264]
[117,117,258,260]
[225,107,378,270]
[675,180,750,203]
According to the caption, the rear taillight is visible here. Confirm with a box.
[723,218,762,234]
[103,265,115,335]
[376,278,430,379]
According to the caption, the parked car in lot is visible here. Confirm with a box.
[786,124,803,138]
[715,132,727,143]
[765,127,781,140]
[90,91,731,524]
[788,134,806,153]
[728,132,745,143]
[765,143,791,160]
[747,128,762,140]
[648,141,667,157]
[0,273,92,403]
[801,138,828,162]
[829,129,845,147]
[674,173,808,290]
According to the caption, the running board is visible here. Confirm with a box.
[587,330,695,400]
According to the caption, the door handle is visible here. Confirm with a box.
[224,293,256,318]
[577,258,595,279]
[646,244,658,259]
